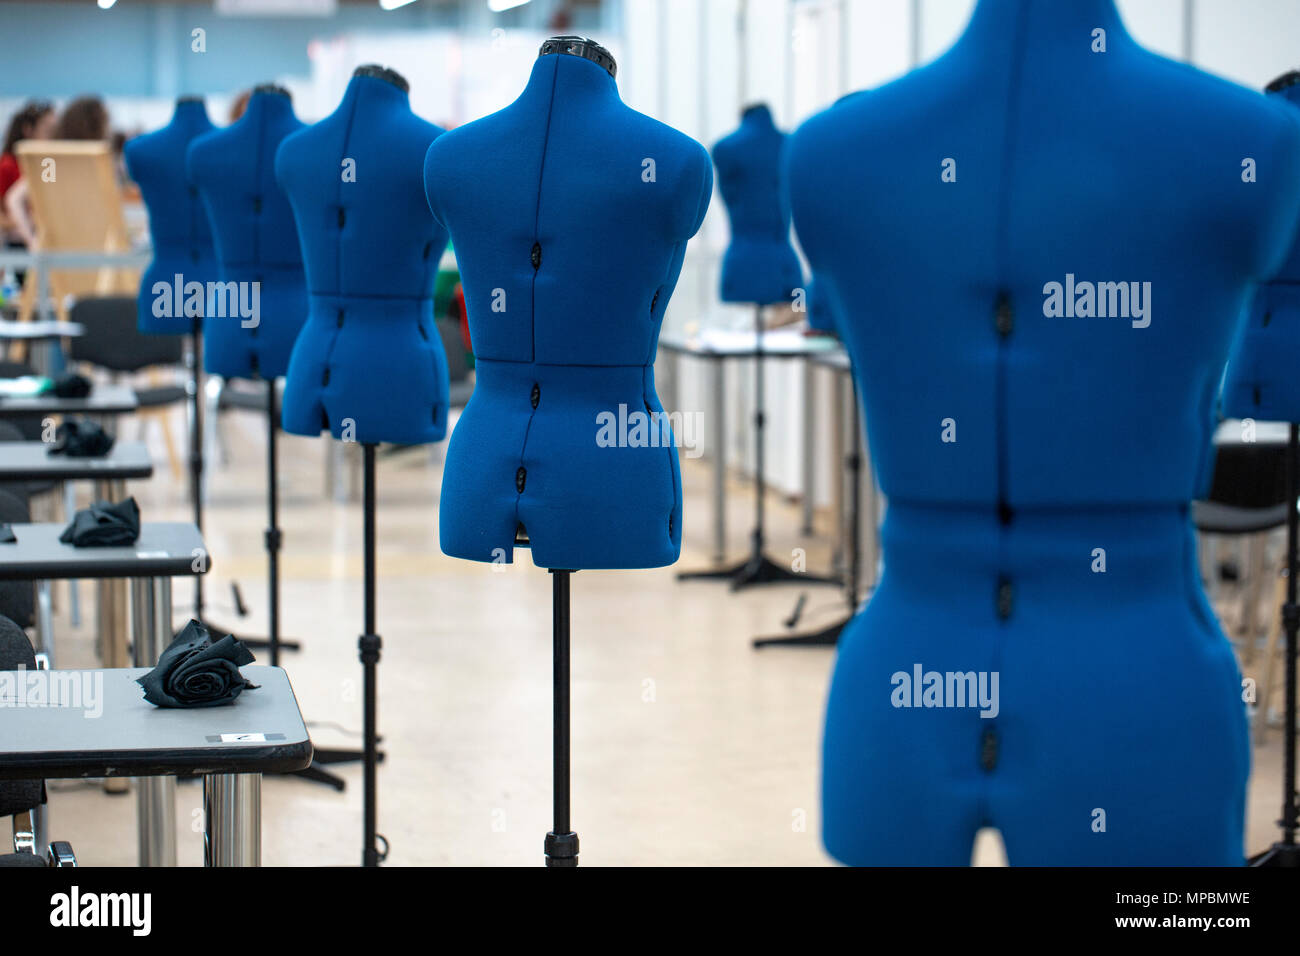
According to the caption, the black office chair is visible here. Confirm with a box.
[0,614,75,867]
[0,488,35,631]
[68,295,185,475]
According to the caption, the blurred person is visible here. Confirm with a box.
[1,100,55,249]
[6,95,111,246]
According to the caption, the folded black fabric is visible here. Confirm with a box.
[137,620,259,709]
[58,496,140,547]
[50,373,91,398]
[47,419,114,458]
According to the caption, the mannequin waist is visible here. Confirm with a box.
[877,501,1203,611]
[305,292,432,326]
[470,357,659,414]
[216,262,304,285]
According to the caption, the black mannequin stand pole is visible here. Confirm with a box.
[1250,423,1300,867]
[187,321,299,654]
[754,369,866,648]
[678,304,839,591]
[263,382,359,790]
[359,443,387,867]
[544,568,579,867]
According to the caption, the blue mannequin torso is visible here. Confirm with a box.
[423,49,712,570]
[786,0,1300,865]
[276,69,451,445]
[1223,75,1300,421]
[123,99,220,336]
[713,104,803,306]
[187,87,307,380]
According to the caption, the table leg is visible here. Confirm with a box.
[94,478,129,669]
[711,357,726,564]
[801,359,815,536]
[204,773,261,867]
[832,372,847,575]
[130,576,176,867]
[858,404,880,593]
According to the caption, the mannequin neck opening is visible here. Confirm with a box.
[538,36,617,79]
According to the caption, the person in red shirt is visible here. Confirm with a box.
[1,101,55,247]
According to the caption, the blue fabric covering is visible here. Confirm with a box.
[805,276,836,335]
[786,0,1300,865]
[423,51,711,569]
[276,71,451,445]
[123,99,220,336]
[713,104,803,306]
[186,88,307,380]
[1223,78,1300,422]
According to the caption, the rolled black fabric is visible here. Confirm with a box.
[50,373,91,398]
[58,496,140,547]
[137,620,259,708]
[47,419,115,458]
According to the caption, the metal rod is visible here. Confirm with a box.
[130,576,176,868]
[553,569,571,836]
[190,322,205,617]
[360,443,381,866]
[267,379,280,667]
[203,773,261,867]
[1282,425,1298,845]
[712,356,726,563]
[753,305,766,551]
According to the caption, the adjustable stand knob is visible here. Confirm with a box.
[544,830,579,867]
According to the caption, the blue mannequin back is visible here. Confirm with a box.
[186,86,307,380]
[276,67,451,445]
[713,103,803,306]
[1222,73,1300,422]
[423,44,712,570]
[786,0,1300,866]
[805,277,836,335]
[123,98,219,335]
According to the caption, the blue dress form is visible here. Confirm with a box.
[786,0,1300,865]
[713,103,803,306]
[187,85,307,380]
[123,97,220,335]
[1223,72,1300,422]
[276,66,451,445]
[423,42,712,570]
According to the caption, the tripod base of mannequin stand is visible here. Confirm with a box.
[679,549,840,591]
[1250,840,1300,867]
[753,614,848,648]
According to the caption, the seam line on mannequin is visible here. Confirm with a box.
[527,58,561,365]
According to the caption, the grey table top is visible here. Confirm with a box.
[0,440,153,481]
[0,320,83,340]
[0,522,207,580]
[0,383,138,417]
[809,348,851,372]
[0,665,312,778]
